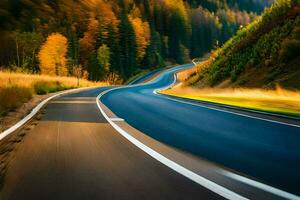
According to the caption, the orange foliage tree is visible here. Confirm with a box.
[38,33,68,76]
[79,18,99,67]
[129,8,150,62]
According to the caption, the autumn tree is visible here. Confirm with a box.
[129,11,150,62]
[79,18,99,68]
[73,65,83,87]
[0,0,268,82]
[38,33,68,76]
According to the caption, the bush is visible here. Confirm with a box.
[33,81,70,95]
[0,85,33,116]
[280,39,300,61]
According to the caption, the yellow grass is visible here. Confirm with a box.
[0,71,106,88]
[162,85,300,117]
[176,67,198,82]
[0,71,108,116]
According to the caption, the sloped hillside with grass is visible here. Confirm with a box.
[186,0,300,90]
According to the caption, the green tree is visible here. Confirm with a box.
[67,30,79,75]
[97,44,110,78]
[12,31,43,72]
[118,6,137,78]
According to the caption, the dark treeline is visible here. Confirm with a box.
[0,0,273,82]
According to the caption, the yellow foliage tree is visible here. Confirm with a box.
[129,14,150,61]
[38,33,68,76]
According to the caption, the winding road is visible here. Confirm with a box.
[1,64,300,200]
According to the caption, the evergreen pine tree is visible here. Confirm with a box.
[118,2,137,78]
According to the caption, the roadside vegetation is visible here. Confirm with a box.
[0,0,274,120]
[0,71,106,117]
[0,0,273,83]
[162,0,300,117]
[185,0,300,89]
[162,86,300,117]
[124,69,153,85]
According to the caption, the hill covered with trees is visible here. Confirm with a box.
[0,0,273,83]
[186,0,300,90]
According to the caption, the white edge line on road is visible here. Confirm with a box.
[220,170,300,200]
[154,74,300,128]
[110,118,125,122]
[0,87,97,141]
[96,91,248,200]
[156,92,300,128]
[98,64,300,199]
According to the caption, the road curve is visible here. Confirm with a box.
[100,64,300,196]
[0,87,219,200]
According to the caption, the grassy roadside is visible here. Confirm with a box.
[0,71,107,117]
[124,65,176,85]
[124,70,152,85]
[161,84,300,118]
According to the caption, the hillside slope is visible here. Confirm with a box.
[187,0,300,90]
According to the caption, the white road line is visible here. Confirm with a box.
[156,93,300,128]
[98,64,300,199]
[96,91,248,200]
[110,118,125,122]
[220,170,300,200]
[0,87,97,140]
[154,74,300,128]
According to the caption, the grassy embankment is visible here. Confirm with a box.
[124,69,152,85]
[161,1,300,117]
[162,84,300,117]
[162,60,300,117]
[0,71,107,117]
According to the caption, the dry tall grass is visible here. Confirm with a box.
[0,71,105,88]
[0,71,108,116]
[162,85,300,117]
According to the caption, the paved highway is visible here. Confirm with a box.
[0,87,219,200]
[101,64,300,197]
[1,64,300,200]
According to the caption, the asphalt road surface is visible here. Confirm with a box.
[0,87,219,200]
[101,64,300,196]
[1,64,300,200]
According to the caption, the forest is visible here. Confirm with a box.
[185,0,300,90]
[0,0,273,83]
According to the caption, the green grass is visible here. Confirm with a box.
[33,81,73,95]
[124,70,151,85]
